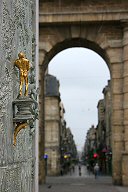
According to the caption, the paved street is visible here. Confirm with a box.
[39,165,128,192]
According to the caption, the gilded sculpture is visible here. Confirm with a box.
[14,52,30,96]
[13,122,28,146]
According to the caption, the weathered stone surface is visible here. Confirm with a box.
[0,0,37,191]
[122,152,128,185]
[39,0,128,24]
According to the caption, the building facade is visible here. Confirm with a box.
[102,80,112,148]
[97,81,112,175]
[84,81,112,175]
[44,74,61,175]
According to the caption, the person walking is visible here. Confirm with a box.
[78,164,81,176]
[94,163,99,179]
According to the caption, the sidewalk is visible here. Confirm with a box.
[39,165,128,192]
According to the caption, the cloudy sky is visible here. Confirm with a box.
[49,48,110,151]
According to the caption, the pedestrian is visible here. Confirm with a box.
[78,164,81,176]
[87,164,90,175]
[94,163,99,179]
[60,167,63,176]
[72,164,75,173]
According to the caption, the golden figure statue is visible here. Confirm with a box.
[14,52,30,96]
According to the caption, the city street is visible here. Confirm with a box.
[39,165,128,192]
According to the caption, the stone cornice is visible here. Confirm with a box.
[40,11,128,25]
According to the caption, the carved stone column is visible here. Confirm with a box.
[122,21,128,186]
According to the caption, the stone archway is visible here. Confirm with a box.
[39,1,128,186]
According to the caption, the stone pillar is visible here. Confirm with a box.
[112,81,124,185]
[109,49,124,185]
[122,22,128,186]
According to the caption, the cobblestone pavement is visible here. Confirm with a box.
[39,166,128,192]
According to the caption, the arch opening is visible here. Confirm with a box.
[48,47,110,152]
[42,38,111,74]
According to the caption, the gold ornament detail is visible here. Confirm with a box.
[13,122,28,146]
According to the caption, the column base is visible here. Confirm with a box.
[122,151,128,186]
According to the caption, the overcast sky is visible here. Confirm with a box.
[49,48,110,151]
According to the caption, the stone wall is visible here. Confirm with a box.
[0,0,37,191]
[40,0,128,24]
